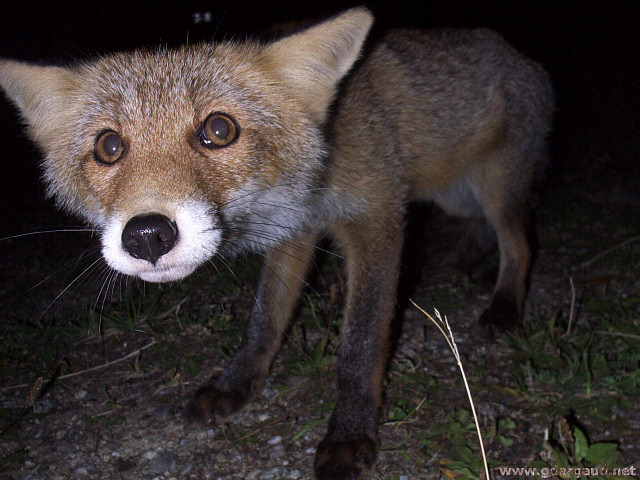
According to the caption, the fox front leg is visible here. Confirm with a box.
[314,214,404,480]
[188,232,318,424]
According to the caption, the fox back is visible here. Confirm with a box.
[336,28,552,203]
[0,9,553,480]
[326,27,553,331]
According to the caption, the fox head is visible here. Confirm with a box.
[0,8,373,282]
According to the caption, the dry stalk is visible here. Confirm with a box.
[410,299,490,480]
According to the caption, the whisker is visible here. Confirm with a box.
[221,235,334,314]
[222,225,369,276]
[28,245,102,291]
[213,251,263,313]
[225,203,368,254]
[94,263,117,315]
[211,0,233,40]
[218,240,294,317]
[0,227,97,242]
[219,184,346,210]
[36,257,104,323]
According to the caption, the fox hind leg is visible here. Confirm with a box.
[478,211,532,331]
[474,152,536,331]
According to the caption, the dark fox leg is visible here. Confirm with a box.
[478,213,531,330]
[474,156,534,330]
[314,214,403,480]
[188,231,318,424]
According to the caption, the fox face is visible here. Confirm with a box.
[83,45,328,282]
[0,11,370,282]
[2,45,327,282]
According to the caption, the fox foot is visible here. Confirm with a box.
[314,436,377,480]
[186,385,251,425]
[478,287,521,332]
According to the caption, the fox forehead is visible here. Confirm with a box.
[73,43,284,132]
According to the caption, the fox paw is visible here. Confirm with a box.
[314,436,376,480]
[186,385,250,425]
[478,288,521,333]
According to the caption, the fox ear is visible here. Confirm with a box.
[260,7,374,123]
[0,59,78,145]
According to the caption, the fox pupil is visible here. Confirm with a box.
[210,117,229,139]
[103,133,120,156]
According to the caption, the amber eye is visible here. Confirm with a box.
[199,113,239,148]
[94,130,125,164]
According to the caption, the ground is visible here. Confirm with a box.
[0,165,639,480]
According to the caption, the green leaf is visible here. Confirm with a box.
[585,443,620,464]
[553,450,570,468]
[388,406,406,421]
[498,418,516,430]
[498,435,514,447]
[457,409,471,423]
[573,427,589,462]
[451,444,475,463]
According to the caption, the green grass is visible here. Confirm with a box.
[503,289,639,405]
[0,251,259,374]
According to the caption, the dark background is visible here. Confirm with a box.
[0,0,638,233]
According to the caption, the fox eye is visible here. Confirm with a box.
[199,113,239,148]
[94,130,125,164]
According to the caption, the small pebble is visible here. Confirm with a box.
[74,389,88,400]
[260,466,287,479]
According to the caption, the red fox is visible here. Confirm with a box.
[0,8,553,479]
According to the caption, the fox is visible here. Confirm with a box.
[0,7,553,479]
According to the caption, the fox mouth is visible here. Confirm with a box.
[108,247,207,283]
[135,263,201,283]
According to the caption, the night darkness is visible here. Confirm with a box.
[0,1,639,476]
[0,0,638,234]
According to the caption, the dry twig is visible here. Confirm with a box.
[0,340,157,392]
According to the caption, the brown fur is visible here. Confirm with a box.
[0,8,553,479]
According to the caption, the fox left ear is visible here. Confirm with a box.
[260,7,374,124]
[0,59,78,146]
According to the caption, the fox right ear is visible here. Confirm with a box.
[259,8,374,124]
[0,59,78,145]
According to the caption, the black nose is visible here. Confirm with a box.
[121,214,178,265]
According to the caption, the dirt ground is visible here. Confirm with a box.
[0,166,639,480]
